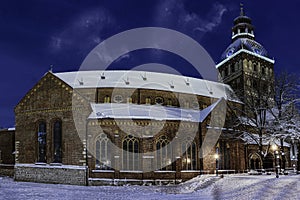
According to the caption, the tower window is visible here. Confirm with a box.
[231,64,235,73]
[253,64,257,72]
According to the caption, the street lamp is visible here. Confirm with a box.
[272,144,279,178]
[281,151,285,172]
[214,153,219,176]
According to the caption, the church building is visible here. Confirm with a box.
[13,6,291,185]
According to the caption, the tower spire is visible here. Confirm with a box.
[240,3,244,16]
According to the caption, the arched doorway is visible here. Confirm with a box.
[263,153,274,170]
[249,153,262,170]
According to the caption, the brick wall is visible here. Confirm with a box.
[0,129,15,164]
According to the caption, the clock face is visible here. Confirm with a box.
[226,48,235,57]
[253,47,261,55]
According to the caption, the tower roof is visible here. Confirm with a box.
[221,38,269,60]
[231,4,255,41]
[218,4,273,62]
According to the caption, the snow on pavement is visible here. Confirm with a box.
[208,174,300,200]
[0,174,299,200]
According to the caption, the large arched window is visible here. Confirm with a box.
[156,136,173,171]
[95,133,111,170]
[53,120,62,163]
[182,140,197,170]
[122,135,139,171]
[37,122,47,163]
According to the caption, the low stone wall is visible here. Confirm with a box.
[0,164,14,177]
[14,164,87,185]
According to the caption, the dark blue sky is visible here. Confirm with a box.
[1,0,300,127]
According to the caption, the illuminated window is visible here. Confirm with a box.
[104,95,111,103]
[127,97,133,104]
[166,98,172,106]
[182,140,197,170]
[145,97,151,105]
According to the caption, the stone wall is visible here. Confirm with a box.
[14,164,87,185]
[0,164,14,177]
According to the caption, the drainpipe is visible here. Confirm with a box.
[85,120,89,186]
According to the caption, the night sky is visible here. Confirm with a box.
[1,0,300,128]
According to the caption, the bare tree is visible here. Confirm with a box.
[227,70,299,169]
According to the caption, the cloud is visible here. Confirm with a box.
[154,1,228,40]
[49,7,116,55]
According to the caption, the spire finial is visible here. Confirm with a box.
[240,3,244,16]
[49,65,53,72]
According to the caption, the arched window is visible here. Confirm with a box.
[182,140,197,170]
[253,63,257,72]
[53,120,62,163]
[122,135,139,171]
[261,67,265,75]
[104,95,111,103]
[95,133,111,170]
[37,122,47,163]
[166,98,172,106]
[184,101,190,108]
[145,97,151,105]
[127,96,133,104]
[156,136,173,171]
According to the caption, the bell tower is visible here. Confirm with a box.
[216,4,275,104]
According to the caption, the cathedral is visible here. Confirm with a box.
[10,7,292,185]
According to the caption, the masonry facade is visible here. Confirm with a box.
[14,70,246,185]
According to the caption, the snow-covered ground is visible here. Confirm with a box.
[0,174,299,200]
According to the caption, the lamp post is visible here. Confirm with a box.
[214,152,219,176]
[272,144,279,178]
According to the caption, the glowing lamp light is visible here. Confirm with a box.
[214,154,219,159]
[271,144,278,151]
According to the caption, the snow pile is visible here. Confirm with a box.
[178,175,218,193]
[156,175,219,195]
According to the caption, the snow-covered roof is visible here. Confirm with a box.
[54,70,241,103]
[88,98,223,122]
[216,49,275,69]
